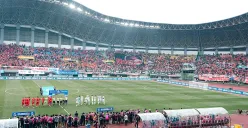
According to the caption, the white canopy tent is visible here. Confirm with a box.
[138,113,166,121]
[196,107,228,115]
[163,109,199,117]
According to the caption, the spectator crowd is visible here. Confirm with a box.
[0,44,247,78]
[15,108,230,128]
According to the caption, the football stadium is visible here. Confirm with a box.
[0,0,248,127]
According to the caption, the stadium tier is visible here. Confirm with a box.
[0,0,247,128]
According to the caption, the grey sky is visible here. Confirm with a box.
[74,0,248,24]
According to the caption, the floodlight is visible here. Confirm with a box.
[116,22,120,24]
[121,22,125,25]
[63,2,69,6]
[150,25,154,28]
[69,4,75,9]
[124,23,129,26]
[134,24,139,27]
[77,7,82,12]
[145,25,149,28]
[129,23,134,26]
[104,18,110,22]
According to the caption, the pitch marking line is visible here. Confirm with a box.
[5,88,27,96]
[59,105,69,114]
[33,80,41,88]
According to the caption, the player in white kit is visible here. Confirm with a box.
[76,96,80,106]
[102,96,105,105]
[93,95,97,105]
[80,95,84,105]
[91,95,94,105]
[97,95,101,104]
[85,95,90,105]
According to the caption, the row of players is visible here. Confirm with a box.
[21,97,68,107]
[76,95,105,106]
[21,95,105,107]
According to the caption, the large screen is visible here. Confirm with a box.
[41,86,55,96]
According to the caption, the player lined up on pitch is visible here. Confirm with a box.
[21,96,68,107]
[76,95,105,106]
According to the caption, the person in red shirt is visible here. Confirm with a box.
[22,97,25,107]
[36,97,40,107]
[27,97,30,107]
[48,97,52,106]
[32,97,35,107]
[42,97,45,106]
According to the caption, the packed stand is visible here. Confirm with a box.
[196,54,248,82]
[0,44,195,74]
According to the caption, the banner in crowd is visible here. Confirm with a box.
[12,111,35,117]
[27,67,59,72]
[55,70,78,75]
[49,90,68,96]
[103,60,115,64]
[28,67,48,71]
[18,70,45,75]
[198,74,229,82]
[245,77,248,84]
[0,118,18,128]
[115,53,142,65]
[48,68,59,72]
[18,55,34,60]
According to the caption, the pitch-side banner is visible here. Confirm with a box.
[18,70,45,74]
[0,118,18,128]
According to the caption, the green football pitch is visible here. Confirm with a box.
[0,80,247,118]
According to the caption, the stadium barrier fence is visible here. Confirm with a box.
[157,79,248,96]
[0,76,151,81]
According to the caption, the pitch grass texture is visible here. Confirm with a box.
[0,80,248,118]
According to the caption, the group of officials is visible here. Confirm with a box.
[76,95,105,106]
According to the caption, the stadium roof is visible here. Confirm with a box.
[74,0,248,24]
[0,0,248,49]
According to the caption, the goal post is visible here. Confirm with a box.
[188,81,208,90]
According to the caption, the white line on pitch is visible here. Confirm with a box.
[33,80,41,88]
[59,105,69,114]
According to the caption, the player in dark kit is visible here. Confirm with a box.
[40,87,42,95]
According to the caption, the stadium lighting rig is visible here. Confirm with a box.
[77,7,82,12]
[43,0,161,29]
[104,18,110,22]
[69,4,75,9]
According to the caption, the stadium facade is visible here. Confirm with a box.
[0,0,247,55]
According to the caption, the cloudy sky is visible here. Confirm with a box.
[74,0,248,24]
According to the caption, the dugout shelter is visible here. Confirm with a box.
[163,107,230,127]
[138,112,167,128]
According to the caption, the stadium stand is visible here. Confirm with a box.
[0,44,247,83]
[0,0,247,127]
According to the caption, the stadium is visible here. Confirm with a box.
[0,0,247,127]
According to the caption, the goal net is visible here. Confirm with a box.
[188,81,208,90]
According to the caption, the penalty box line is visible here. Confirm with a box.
[33,80,70,115]
[59,105,69,115]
